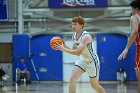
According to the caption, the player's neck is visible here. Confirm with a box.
[135,11,140,15]
[76,29,84,35]
[76,29,84,37]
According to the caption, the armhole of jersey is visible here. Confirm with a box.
[87,41,92,45]
[81,32,92,45]
[136,14,140,23]
[136,14,140,38]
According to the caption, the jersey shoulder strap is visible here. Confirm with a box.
[136,14,140,38]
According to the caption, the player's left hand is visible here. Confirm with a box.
[118,48,128,60]
[53,42,64,51]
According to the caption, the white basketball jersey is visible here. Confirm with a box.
[72,31,97,62]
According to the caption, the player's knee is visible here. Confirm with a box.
[69,76,76,83]
[138,81,140,85]
[91,83,100,90]
[137,77,140,83]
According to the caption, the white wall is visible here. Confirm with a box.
[0,33,13,43]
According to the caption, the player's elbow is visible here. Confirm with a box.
[75,53,80,56]
[75,51,81,56]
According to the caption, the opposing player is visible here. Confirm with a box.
[54,16,105,93]
[118,1,140,93]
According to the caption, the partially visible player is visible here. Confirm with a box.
[118,1,140,93]
[54,16,105,93]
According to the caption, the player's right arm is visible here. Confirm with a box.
[118,15,139,60]
[62,39,77,50]
[63,41,69,49]
[72,41,78,50]
[55,34,91,56]
[125,15,139,50]
[61,41,78,52]
[62,41,74,49]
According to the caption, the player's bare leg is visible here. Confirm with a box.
[136,69,140,93]
[90,78,105,93]
[69,66,84,93]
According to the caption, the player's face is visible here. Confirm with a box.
[131,7,138,15]
[119,68,123,72]
[21,59,24,63]
[72,22,83,32]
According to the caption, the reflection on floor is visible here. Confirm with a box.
[0,81,137,93]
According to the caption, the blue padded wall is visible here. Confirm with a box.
[12,34,30,81]
[12,34,63,81]
[30,34,63,81]
[97,34,136,81]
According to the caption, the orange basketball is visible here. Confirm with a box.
[50,36,63,49]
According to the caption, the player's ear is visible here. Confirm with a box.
[136,8,139,12]
[81,24,84,28]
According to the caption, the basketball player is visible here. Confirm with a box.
[118,1,140,93]
[54,16,105,93]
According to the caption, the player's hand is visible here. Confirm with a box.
[118,49,128,60]
[53,42,64,51]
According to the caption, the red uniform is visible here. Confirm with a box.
[135,13,140,69]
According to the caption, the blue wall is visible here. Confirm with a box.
[30,34,63,81]
[12,34,63,81]
[97,34,136,81]
[12,34,30,81]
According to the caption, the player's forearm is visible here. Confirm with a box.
[63,43,70,49]
[62,47,80,56]
[125,31,137,50]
